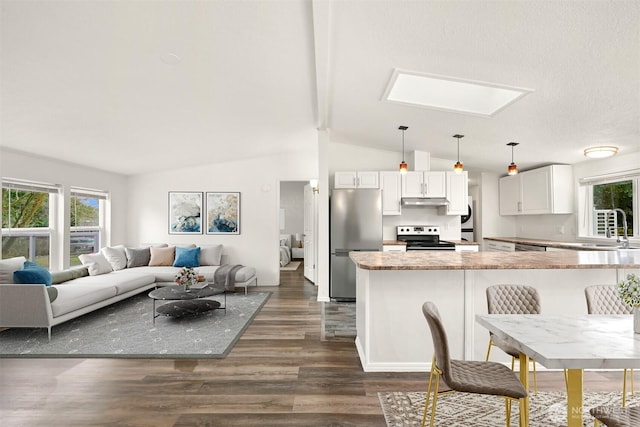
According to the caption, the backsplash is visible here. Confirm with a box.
[383,207,462,240]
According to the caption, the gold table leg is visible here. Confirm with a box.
[565,368,584,427]
[518,352,530,427]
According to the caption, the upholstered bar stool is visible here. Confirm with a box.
[422,302,528,427]
[486,284,541,394]
[585,285,634,406]
[590,405,640,427]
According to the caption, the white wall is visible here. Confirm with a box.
[126,146,318,286]
[0,148,129,269]
[477,172,516,250]
[573,151,640,181]
[279,181,305,243]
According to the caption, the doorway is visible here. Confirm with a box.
[278,180,317,284]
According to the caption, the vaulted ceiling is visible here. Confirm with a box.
[1,1,639,175]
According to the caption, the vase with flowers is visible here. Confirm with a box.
[618,273,640,333]
[175,267,197,291]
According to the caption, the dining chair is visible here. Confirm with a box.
[486,284,541,394]
[590,405,640,427]
[585,284,634,406]
[421,301,528,427]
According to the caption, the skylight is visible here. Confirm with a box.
[383,69,533,117]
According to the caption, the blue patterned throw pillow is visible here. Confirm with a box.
[13,261,53,286]
[173,247,201,268]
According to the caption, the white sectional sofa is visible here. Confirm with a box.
[0,245,257,340]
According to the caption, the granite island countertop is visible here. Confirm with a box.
[349,250,640,270]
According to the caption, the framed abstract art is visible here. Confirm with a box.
[168,192,203,234]
[206,192,240,234]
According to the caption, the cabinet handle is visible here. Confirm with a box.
[517,201,522,212]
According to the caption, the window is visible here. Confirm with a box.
[579,173,638,239]
[2,179,59,267]
[69,188,108,266]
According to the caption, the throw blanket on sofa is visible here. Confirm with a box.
[214,264,244,291]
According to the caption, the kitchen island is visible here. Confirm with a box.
[349,250,640,372]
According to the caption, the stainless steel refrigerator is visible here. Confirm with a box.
[330,189,383,301]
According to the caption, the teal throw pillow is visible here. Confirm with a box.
[173,247,201,268]
[13,261,53,286]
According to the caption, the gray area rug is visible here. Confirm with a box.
[0,291,270,358]
[379,390,640,426]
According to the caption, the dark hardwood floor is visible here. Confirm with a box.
[0,262,634,426]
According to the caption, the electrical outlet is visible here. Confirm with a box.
[558,225,565,234]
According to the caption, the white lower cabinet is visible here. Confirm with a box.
[484,241,515,252]
[455,244,479,252]
[383,245,406,252]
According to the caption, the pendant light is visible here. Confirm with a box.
[507,142,519,175]
[453,134,464,174]
[398,125,408,174]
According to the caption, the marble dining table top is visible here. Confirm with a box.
[476,314,640,369]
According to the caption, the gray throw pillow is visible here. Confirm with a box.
[125,247,151,268]
[47,286,58,303]
[200,244,224,266]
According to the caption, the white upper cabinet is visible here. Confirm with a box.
[499,165,573,215]
[440,171,468,215]
[401,171,446,197]
[499,175,522,215]
[334,171,379,189]
[380,171,402,215]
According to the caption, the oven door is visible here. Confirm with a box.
[405,245,456,251]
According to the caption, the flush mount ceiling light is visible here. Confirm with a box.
[584,145,619,159]
[382,69,534,117]
[507,142,519,175]
[398,125,408,174]
[453,134,464,174]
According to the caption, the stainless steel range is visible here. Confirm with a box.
[396,225,456,251]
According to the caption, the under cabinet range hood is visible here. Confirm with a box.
[401,197,449,206]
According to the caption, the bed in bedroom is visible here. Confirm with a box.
[279,234,292,267]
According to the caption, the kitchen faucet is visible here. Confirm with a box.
[605,208,629,249]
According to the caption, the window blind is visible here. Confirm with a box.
[70,187,109,200]
[2,178,60,193]
[579,169,640,185]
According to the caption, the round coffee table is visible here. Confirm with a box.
[148,284,226,323]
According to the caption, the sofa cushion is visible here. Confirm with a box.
[50,283,118,317]
[51,267,89,285]
[109,273,156,294]
[13,261,52,286]
[200,244,223,266]
[173,247,200,268]
[101,245,127,270]
[149,246,175,266]
[63,271,155,288]
[0,256,27,284]
[124,266,181,283]
[233,266,256,282]
[78,253,113,276]
[125,247,151,268]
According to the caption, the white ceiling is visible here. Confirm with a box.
[1,0,639,175]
